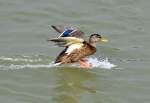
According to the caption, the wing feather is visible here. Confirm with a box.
[48,37,84,47]
[51,25,65,33]
[51,25,84,38]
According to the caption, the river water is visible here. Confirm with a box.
[0,0,150,103]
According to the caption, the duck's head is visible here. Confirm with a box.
[89,34,108,47]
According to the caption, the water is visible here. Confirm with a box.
[0,55,116,70]
[0,0,150,103]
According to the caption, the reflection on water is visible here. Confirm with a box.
[52,67,96,103]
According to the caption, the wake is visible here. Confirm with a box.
[0,56,116,70]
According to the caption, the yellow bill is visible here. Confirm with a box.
[100,37,108,42]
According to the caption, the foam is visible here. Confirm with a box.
[87,57,117,69]
[0,56,42,62]
[0,63,55,70]
[0,56,116,70]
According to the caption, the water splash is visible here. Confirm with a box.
[87,57,117,69]
[69,57,117,69]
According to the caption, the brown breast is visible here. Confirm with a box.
[55,42,96,64]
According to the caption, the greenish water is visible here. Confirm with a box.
[0,0,150,103]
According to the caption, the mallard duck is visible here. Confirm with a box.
[51,25,84,38]
[48,34,108,68]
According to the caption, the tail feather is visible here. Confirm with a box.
[54,62,62,66]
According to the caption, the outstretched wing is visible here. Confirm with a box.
[48,37,84,47]
[51,25,84,38]
[51,25,65,33]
